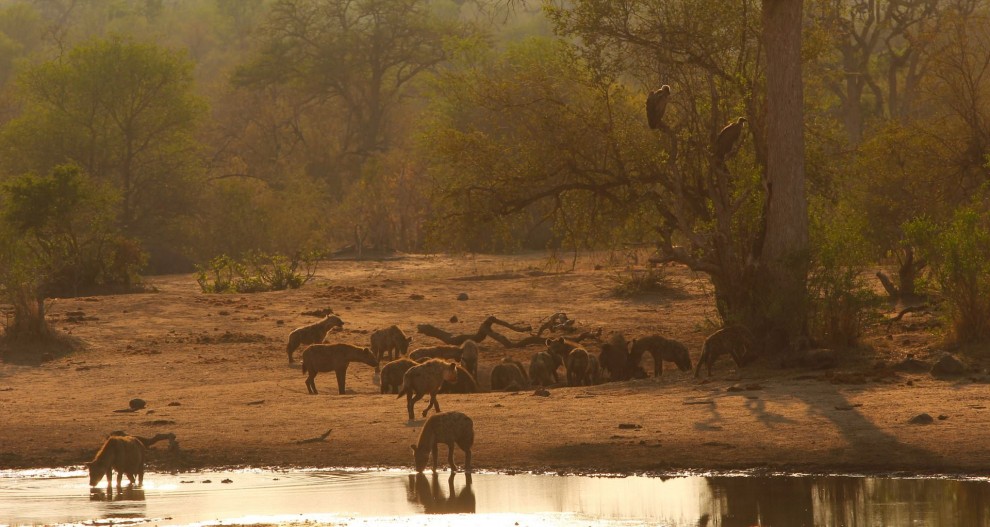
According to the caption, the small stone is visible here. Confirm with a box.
[450,315,459,323]
[409,294,424,300]
[906,380,914,386]
[618,423,641,430]
[938,414,949,420]
[167,402,181,407]
[909,413,934,425]
[276,320,285,326]
[129,398,147,411]
[726,385,745,392]
[744,383,764,391]
[202,479,212,483]
[221,478,233,484]
[457,293,469,301]
[533,389,551,397]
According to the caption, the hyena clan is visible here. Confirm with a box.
[410,411,474,475]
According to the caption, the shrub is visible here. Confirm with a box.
[608,266,671,297]
[905,207,990,344]
[808,202,883,347]
[195,251,322,294]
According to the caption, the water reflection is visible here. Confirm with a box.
[406,473,476,514]
[89,486,146,502]
[2,468,990,526]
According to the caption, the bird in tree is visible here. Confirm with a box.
[713,117,747,161]
[645,85,671,129]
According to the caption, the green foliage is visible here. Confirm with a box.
[1,35,206,272]
[905,205,990,344]
[195,251,322,294]
[807,200,883,347]
[0,164,147,297]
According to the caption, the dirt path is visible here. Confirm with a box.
[1,254,988,475]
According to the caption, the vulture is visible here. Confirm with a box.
[714,117,747,161]
[645,85,671,129]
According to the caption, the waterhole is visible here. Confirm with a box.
[1,468,988,526]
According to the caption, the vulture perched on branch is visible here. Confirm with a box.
[714,117,747,161]
[646,85,671,129]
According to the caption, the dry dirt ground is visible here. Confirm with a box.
[2,253,989,476]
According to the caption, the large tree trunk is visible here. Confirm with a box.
[758,0,809,346]
[7,285,51,341]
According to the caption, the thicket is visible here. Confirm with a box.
[0,0,989,349]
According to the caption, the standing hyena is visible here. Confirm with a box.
[630,335,692,377]
[301,343,379,394]
[694,325,755,378]
[566,348,591,386]
[410,411,474,475]
[370,325,413,363]
[398,359,459,421]
[286,315,344,363]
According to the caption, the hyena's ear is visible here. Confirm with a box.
[406,337,413,344]
[545,338,553,347]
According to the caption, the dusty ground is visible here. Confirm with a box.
[1,253,989,476]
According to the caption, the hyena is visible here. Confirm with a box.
[545,337,580,361]
[370,325,413,363]
[566,348,591,386]
[380,357,418,394]
[490,361,528,391]
[459,340,480,380]
[86,435,145,489]
[529,351,561,386]
[410,411,474,475]
[301,343,379,394]
[587,353,602,385]
[286,315,344,363]
[599,332,630,381]
[694,325,755,378]
[440,364,479,394]
[398,359,459,420]
[630,335,692,377]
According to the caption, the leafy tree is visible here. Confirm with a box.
[0,36,206,271]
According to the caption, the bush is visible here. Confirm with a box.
[195,251,322,294]
[808,202,883,347]
[905,207,990,344]
[608,266,671,297]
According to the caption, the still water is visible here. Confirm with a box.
[1,467,989,527]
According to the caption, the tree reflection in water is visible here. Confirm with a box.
[703,475,990,526]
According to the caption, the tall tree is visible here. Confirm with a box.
[0,36,205,270]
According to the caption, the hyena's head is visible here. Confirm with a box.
[441,362,458,383]
[86,462,103,487]
[411,444,429,472]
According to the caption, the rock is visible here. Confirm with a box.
[456,293,469,301]
[931,353,966,376]
[618,423,641,430]
[909,413,934,425]
[221,478,233,484]
[894,357,932,373]
[533,389,551,397]
[938,414,949,420]
[450,315,459,323]
[167,402,181,407]
[409,294,424,300]
[129,398,147,411]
